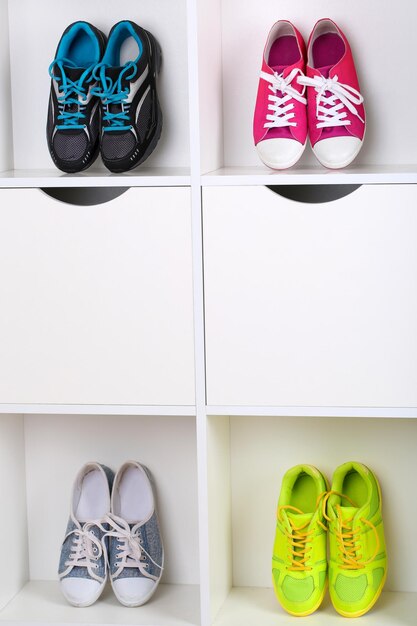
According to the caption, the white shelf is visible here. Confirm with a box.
[0,168,191,188]
[201,166,417,186]
[206,406,417,418]
[213,587,417,626]
[0,581,200,625]
[0,404,196,416]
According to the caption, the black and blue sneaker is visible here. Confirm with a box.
[92,21,163,173]
[47,22,106,173]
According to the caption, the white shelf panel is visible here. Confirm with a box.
[0,581,200,625]
[213,587,417,626]
[202,165,417,186]
[0,404,196,416]
[206,406,417,418]
[0,168,191,188]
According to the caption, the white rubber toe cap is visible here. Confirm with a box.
[112,577,156,607]
[256,138,305,170]
[313,136,363,169]
[60,578,103,607]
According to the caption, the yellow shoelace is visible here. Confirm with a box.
[278,491,327,572]
[321,490,380,570]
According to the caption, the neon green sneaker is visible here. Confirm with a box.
[326,462,387,617]
[272,465,329,616]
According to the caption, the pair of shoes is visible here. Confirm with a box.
[58,461,164,608]
[47,20,162,174]
[272,462,387,617]
[253,19,365,170]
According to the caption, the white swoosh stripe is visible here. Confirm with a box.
[126,65,149,104]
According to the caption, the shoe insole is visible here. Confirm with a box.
[120,37,141,65]
[75,469,108,522]
[114,466,153,524]
[342,470,368,508]
[269,35,300,72]
[290,473,316,513]
[105,23,143,66]
[312,33,345,74]
[68,30,97,68]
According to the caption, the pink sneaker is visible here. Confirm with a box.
[253,21,307,170]
[299,19,365,169]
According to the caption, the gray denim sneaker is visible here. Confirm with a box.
[106,461,164,606]
[58,462,114,607]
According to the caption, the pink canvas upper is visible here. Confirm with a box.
[253,21,308,146]
[304,19,365,147]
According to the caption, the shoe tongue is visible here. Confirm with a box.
[58,128,84,135]
[287,511,313,527]
[63,66,86,81]
[106,66,128,82]
[271,64,288,75]
[339,506,359,521]
[317,64,333,79]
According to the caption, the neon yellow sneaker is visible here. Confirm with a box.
[272,465,329,616]
[326,462,387,617]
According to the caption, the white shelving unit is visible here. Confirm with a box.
[0,1,416,626]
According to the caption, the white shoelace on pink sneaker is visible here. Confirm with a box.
[298,74,364,128]
[260,68,307,128]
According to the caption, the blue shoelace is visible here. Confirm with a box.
[92,62,138,132]
[49,58,95,130]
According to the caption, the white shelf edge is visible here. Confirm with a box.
[3,404,415,418]
[0,404,196,416]
[201,166,417,186]
[206,405,417,418]
[0,580,201,625]
[0,169,191,188]
[213,587,417,626]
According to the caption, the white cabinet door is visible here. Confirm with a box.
[0,188,195,405]
[204,185,417,407]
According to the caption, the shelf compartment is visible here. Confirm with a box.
[203,184,417,408]
[213,587,417,626]
[0,0,190,178]
[0,413,200,623]
[207,415,417,624]
[0,186,195,406]
[0,581,200,625]
[198,0,417,176]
